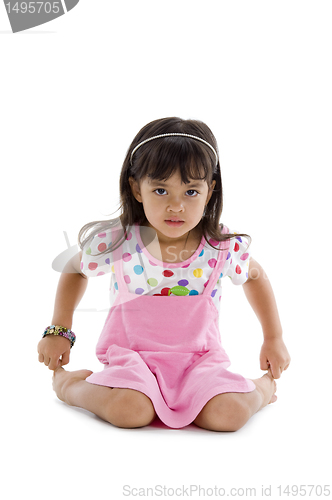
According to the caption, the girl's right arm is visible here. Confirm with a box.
[38,251,88,370]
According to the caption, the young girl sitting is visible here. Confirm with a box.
[38,116,290,431]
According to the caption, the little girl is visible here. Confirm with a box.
[38,117,290,431]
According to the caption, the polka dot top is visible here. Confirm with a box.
[80,223,251,312]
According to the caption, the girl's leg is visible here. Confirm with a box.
[52,367,156,428]
[193,370,277,432]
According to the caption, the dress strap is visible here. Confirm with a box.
[202,225,230,296]
[111,225,128,293]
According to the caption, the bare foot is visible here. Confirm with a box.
[250,369,277,411]
[53,366,93,405]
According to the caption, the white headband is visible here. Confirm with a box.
[130,133,218,166]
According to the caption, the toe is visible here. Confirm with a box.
[53,366,64,377]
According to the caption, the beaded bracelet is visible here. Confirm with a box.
[42,325,76,348]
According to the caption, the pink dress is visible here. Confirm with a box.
[85,224,256,428]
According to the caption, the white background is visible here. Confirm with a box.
[1,1,331,499]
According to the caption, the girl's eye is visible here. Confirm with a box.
[186,190,198,197]
[154,189,199,197]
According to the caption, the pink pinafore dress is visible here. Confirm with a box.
[86,225,256,428]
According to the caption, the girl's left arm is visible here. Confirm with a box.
[242,258,291,379]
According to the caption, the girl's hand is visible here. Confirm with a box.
[259,338,291,379]
[37,335,71,370]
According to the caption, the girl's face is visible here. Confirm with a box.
[129,169,216,245]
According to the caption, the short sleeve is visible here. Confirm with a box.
[80,229,113,277]
[221,231,251,285]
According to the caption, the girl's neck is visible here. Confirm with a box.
[140,221,201,247]
[139,222,203,263]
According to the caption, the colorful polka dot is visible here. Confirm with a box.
[235,265,242,274]
[85,247,91,255]
[234,242,240,252]
[199,249,204,257]
[209,238,219,247]
[98,232,106,238]
[161,288,170,295]
[163,270,174,278]
[136,243,142,253]
[98,243,107,252]
[134,265,144,275]
[193,268,203,278]
[105,258,110,265]
[236,236,242,242]
[135,288,144,295]
[208,258,217,268]
[170,286,189,296]
[88,262,98,271]
[211,289,217,298]
[124,275,131,284]
[111,265,115,273]
[122,252,132,262]
[189,289,199,295]
[126,232,132,241]
[226,252,231,260]
[178,279,189,287]
[240,253,249,261]
[114,282,118,290]
[147,277,158,287]
[97,272,105,276]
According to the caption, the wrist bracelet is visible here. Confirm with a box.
[42,325,76,348]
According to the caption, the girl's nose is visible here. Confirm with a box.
[167,199,184,211]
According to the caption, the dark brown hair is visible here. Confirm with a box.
[78,117,250,255]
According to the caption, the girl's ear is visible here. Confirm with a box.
[128,176,142,203]
[206,180,216,205]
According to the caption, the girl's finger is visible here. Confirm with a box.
[38,352,44,363]
[260,356,269,370]
[272,364,281,379]
[48,357,59,371]
[61,350,70,366]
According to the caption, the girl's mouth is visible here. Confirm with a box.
[165,220,184,227]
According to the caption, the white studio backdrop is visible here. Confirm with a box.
[1,1,331,499]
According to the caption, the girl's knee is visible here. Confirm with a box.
[194,395,251,432]
[106,388,156,428]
